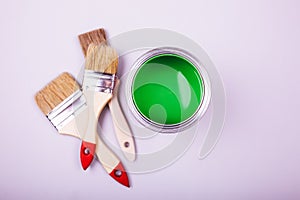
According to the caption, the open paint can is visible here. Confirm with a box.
[127,47,211,133]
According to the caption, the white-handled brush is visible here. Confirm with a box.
[78,28,136,162]
[80,44,118,170]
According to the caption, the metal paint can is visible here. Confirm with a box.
[127,47,211,133]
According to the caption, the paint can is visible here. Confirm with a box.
[127,47,211,133]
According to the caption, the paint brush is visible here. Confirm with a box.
[78,28,136,161]
[80,44,118,170]
[35,72,130,187]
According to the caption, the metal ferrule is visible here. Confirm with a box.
[47,89,87,130]
[82,70,116,93]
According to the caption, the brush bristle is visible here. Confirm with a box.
[35,72,80,115]
[78,28,107,56]
[85,44,118,74]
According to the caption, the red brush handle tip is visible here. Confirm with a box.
[109,162,130,187]
[80,141,96,170]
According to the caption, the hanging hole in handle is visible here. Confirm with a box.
[84,147,90,155]
[114,170,122,177]
[124,142,130,148]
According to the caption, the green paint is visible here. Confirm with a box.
[132,54,204,125]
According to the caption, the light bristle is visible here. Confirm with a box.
[85,44,118,74]
[34,72,80,115]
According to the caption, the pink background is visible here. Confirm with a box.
[0,0,299,199]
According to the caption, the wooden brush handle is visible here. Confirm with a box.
[95,133,130,187]
[57,107,88,138]
[109,79,136,161]
[82,91,112,142]
[80,91,112,169]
